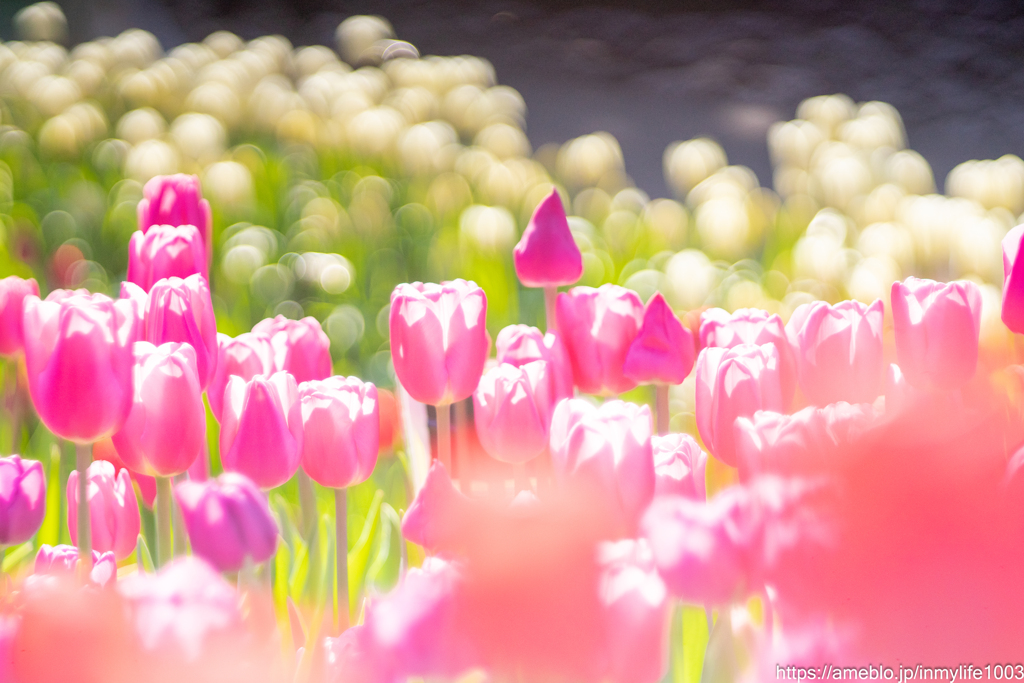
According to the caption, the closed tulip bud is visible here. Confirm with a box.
[146,274,218,390]
[298,376,379,488]
[700,307,796,405]
[127,224,207,292]
[786,299,885,406]
[556,285,645,396]
[0,455,46,545]
[23,290,137,443]
[513,189,583,288]
[891,277,982,391]
[474,361,555,464]
[112,342,205,477]
[695,343,784,467]
[252,315,332,384]
[34,544,117,587]
[624,292,695,385]
[67,460,141,560]
[174,473,278,572]
[495,324,574,402]
[1002,224,1024,333]
[220,372,303,489]
[208,332,273,422]
[0,276,39,357]
[652,433,707,501]
[389,280,490,406]
[137,174,213,263]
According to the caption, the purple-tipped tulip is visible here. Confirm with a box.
[513,189,583,288]
[623,292,695,385]
[0,276,39,357]
[145,274,218,390]
[0,455,46,545]
[34,544,117,586]
[127,224,207,292]
[252,315,332,385]
[298,376,379,488]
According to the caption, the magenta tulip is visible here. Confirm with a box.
[0,455,46,545]
[513,189,583,288]
[22,290,137,443]
[474,361,556,464]
[219,372,303,489]
[652,433,707,501]
[0,276,39,356]
[495,324,574,402]
[112,342,205,477]
[174,473,278,572]
[34,544,116,586]
[298,376,379,488]
[137,174,213,261]
[700,307,796,405]
[1002,224,1024,333]
[695,343,784,467]
[208,332,273,422]
[389,280,490,405]
[252,315,332,384]
[67,460,141,560]
[623,292,695,385]
[556,285,645,396]
[786,299,885,406]
[127,224,207,292]
[145,274,218,390]
[891,277,982,391]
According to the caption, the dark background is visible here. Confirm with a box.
[3,0,1024,198]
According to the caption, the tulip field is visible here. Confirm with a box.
[3,3,1024,682]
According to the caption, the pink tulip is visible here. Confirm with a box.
[700,307,796,405]
[556,285,645,396]
[891,277,982,391]
[174,473,278,572]
[22,290,137,443]
[549,398,654,530]
[0,455,46,545]
[67,460,141,560]
[112,342,205,477]
[513,189,583,288]
[34,544,117,586]
[786,299,885,406]
[474,361,555,464]
[145,274,218,390]
[389,280,490,405]
[137,174,213,261]
[208,332,273,422]
[119,281,149,339]
[400,460,471,554]
[127,225,207,292]
[1002,224,1024,333]
[0,276,39,356]
[251,315,332,384]
[623,292,695,385]
[219,372,303,489]
[495,324,574,402]
[695,343,784,467]
[298,376,379,488]
[652,433,706,501]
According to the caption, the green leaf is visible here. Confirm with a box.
[681,605,711,683]
[2,541,33,573]
[347,489,383,609]
[136,535,155,573]
[37,444,62,548]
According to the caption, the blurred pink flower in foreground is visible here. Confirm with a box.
[34,544,116,587]
[252,315,332,385]
[0,275,38,357]
[0,454,46,546]
[623,292,695,385]
[67,460,141,560]
[513,189,583,288]
[127,225,207,292]
[298,376,379,488]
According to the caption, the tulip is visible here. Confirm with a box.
[119,281,149,341]
[208,332,273,422]
[556,285,645,396]
[94,437,156,508]
[695,343,784,467]
[34,544,117,586]
[400,460,472,554]
[137,174,213,263]
[890,277,982,391]
[0,276,39,356]
[1001,224,1024,333]
[252,315,332,384]
[174,473,278,573]
[298,376,379,488]
[495,324,574,403]
[67,460,141,560]
[127,224,207,292]
[786,299,885,406]
[474,361,555,464]
[145,274,218,390]
[219,372,303,489]
[652,433,707,501]
[700,307,796,406]
[0,454,46,545]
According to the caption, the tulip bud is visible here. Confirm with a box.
[0,455,46,545]
[891,277,982,391]
[652,433,707,501]
[556,285,644,396]
[700,307,795,405]
[624,292,695,385]
[474,361,555,464]
[513,189,583,288]
[208,332,273,422]
[1001,224,1024,333]
[23,290,137,443]
[174,473,278,572]
[252,315,332,384]
[786,299,885,406]
[112,342,205,477]
[34,544,117,587]
[695,343,784,467]
[0,276,39,357]
[67,460,142,560]
[389,280,490,406]
[137,174,213,263]
[495,324,574,402]
[127,224,207,292]
[219,372,303,489]
[298,376,379,488]
[146,274,218,390]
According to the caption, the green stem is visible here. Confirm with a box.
[336,487,349,631]
[656,385,670,435]
[76,443,92,580]
[172,473,187,556]
[544,286,558,333]
[436,404,451,471]
[155,476,172,568]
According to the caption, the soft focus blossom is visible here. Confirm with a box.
[474,361,556,464]
[298,376,379,488]
[1001,224,1024,333]
[67,460,141,560]
[0,455,46,545]
[208,332,273,422]
[623,291,695,385]
[700,307,795,406]
[251,315,332,385]
[34,544,117,587]
[145,275,218,390]
[652,433,707,500]
[94,437,157,509]
[137,174,213,261]
[0,276,39,357]
[127,225,207,292]
[513,189,583,287]
[494,324,574,402]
